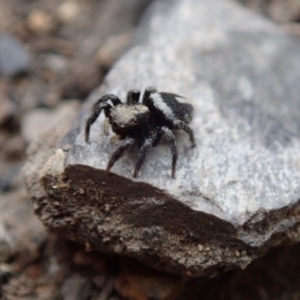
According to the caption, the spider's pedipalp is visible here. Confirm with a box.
[85,102,112,142]
[85,94,122,142]
[126,90,140,105]
[100,94,122,107]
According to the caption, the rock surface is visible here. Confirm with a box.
[24,0,300,276]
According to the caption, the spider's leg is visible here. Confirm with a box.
[85,95,121,142]
[101,94,122,107]
[142,87,157,105]
[85,103,111,142]
[133,134,156,178]
[126,90,140,105]
[161,126,178,178]
[152,130,163,147]
[173,120,196,147]
[106,137,135,173]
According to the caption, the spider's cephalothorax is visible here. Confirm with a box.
[85,87,195,178]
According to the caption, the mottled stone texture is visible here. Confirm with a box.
[24,0,300,276]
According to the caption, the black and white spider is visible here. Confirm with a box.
[85,87,195,178]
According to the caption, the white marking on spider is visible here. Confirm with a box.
[174,95,188,103]
[150,93,175,121]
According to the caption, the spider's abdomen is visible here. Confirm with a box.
[147,92,194,124]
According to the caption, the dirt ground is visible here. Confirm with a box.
[1,0,300,299]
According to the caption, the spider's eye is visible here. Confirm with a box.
[132,118,138,124]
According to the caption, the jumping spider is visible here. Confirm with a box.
[85,87,195,178]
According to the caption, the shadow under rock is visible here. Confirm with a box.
[183,243,300,300]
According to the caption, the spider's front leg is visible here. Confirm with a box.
[106,137,135,173]
[85,95,122,142]
[133,133,157,178]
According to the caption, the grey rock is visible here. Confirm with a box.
[0,34,30,77]
[24,0,300,276]
[0,95,16,128]
[61,274,92,300]
[0,263,12,284]
[94,277,114,300]
[21,101,81,143]
[0,164,22,193]
[0,186,47,264]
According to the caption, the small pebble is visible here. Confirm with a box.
[27,10,54,33]
[0,263,13,283]
[25,263,42,279]
[61,274,92,300]
[197,244,203,252]
[92,275,106,288]
[97,277,114,300]
[0,96,15,127]
[44,54,68,74]
[102,236,111,243]
[73,251,93,266]
[85,242,92,252]
[0,34,30,77]
[2,135,26,161]
[57,1,80,23]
